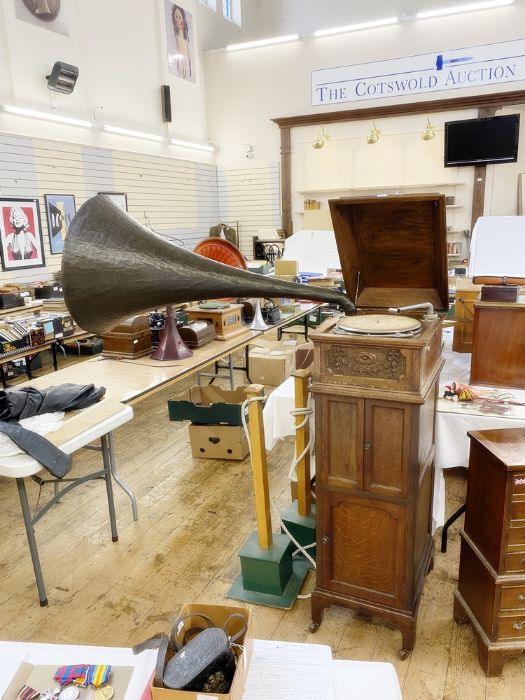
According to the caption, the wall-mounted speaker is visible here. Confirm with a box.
[161,85,172,123]
[46,62,79,94]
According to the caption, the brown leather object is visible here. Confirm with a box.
[295,341,314,371]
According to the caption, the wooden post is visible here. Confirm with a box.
[245,384,272,550]
[293,369,311,517]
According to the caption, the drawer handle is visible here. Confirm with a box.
[364,442,372,450]
[513,622,524,631]
[518,594,525,602]
[322,535,330,545]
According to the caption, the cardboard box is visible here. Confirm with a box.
[169,385,248,426]
[151,603,252,700]
[248,339,296,386]
[274,259,298,276]
[189,424,249,460]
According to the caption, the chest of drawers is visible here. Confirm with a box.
[454,427,525,675]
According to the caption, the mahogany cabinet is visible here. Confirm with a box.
[470,299,525,389]
[454,427,525,675]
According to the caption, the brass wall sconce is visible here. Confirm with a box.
[312,126,330,149]
[366,122,380,144]
[421,116,436,141]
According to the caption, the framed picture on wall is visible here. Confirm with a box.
[98,192,128,211]
[0,198,46,271]
[45,194,76,255]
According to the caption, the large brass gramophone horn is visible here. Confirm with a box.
[62,195,355,334]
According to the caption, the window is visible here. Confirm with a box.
[198,0,216,10]
[223,0,241,25]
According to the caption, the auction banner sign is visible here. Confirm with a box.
[311,38,525,106]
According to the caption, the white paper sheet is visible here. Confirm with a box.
[242,639,335,700]
[332,660,403,699]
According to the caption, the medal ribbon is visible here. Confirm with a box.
[85,664,111,688]
[18,685,40,700]
[53,665,88,685]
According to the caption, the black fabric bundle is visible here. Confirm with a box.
[0,383,106,478]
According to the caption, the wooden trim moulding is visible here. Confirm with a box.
[273,89,525,236]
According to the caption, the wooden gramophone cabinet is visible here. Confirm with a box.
[309,194,448,657]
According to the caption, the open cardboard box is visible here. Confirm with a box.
[151,603,252,700]
[168,385,248,426]
[168,385,251,460]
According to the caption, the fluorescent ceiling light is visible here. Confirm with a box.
[417,0,513,20]
[170,138,215,152]
[2,104,92,128]
[227,34,299,51]
[314,17,398,37]
[103,125,163,141]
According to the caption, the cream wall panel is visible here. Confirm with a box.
[217,165,281,259]
[0,132,220,287]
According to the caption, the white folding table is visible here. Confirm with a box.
[0,399,136,606]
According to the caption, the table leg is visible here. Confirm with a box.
[0,364,7,389]
[105,432,138,521]
[100,434,119,541]
[51,342,58,371]
[245,345,251,383]
[441,503,466,553]
[16,478,48,607]
[25,355,34,379]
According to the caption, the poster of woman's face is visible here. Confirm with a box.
[165,1,196,83]
[45,194,76,255]
[0,198,46,271]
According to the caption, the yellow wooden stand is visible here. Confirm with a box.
[227,385,309,608]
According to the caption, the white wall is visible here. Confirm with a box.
[0,0,212,161]
[204,3,525,176]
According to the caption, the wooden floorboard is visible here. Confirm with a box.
[1,350,525,698]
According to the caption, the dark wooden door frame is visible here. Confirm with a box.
[272,89,525,237]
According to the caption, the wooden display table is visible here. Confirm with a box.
[454,427,525,675]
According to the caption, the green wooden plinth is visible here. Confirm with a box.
[238,531,293,596]
[228,557,310,610]
[281,501,317,563]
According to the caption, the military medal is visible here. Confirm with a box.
[94,687,114,700]
[58,688,79,700]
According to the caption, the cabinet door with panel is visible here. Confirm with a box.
[320,490,407,608]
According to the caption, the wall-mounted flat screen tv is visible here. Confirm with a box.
[444,114,520,167]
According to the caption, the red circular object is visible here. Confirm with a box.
[193,238,247,270]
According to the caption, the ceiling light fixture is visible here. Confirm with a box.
[366,122,380,144]
[226,34,299,51]
[312,126,330,149]
[421,116,436,141]
[416,0,513,20]
[103,125,163,142]
[2,105,92,128]
[314,17,399,37]
[169,138,215,152]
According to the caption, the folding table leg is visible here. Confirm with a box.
[16,478,48,607]
[105,432,138,521]
[100,434,119,541]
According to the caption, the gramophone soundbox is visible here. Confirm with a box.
[101,315,152,358]
[309,194,448,656]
